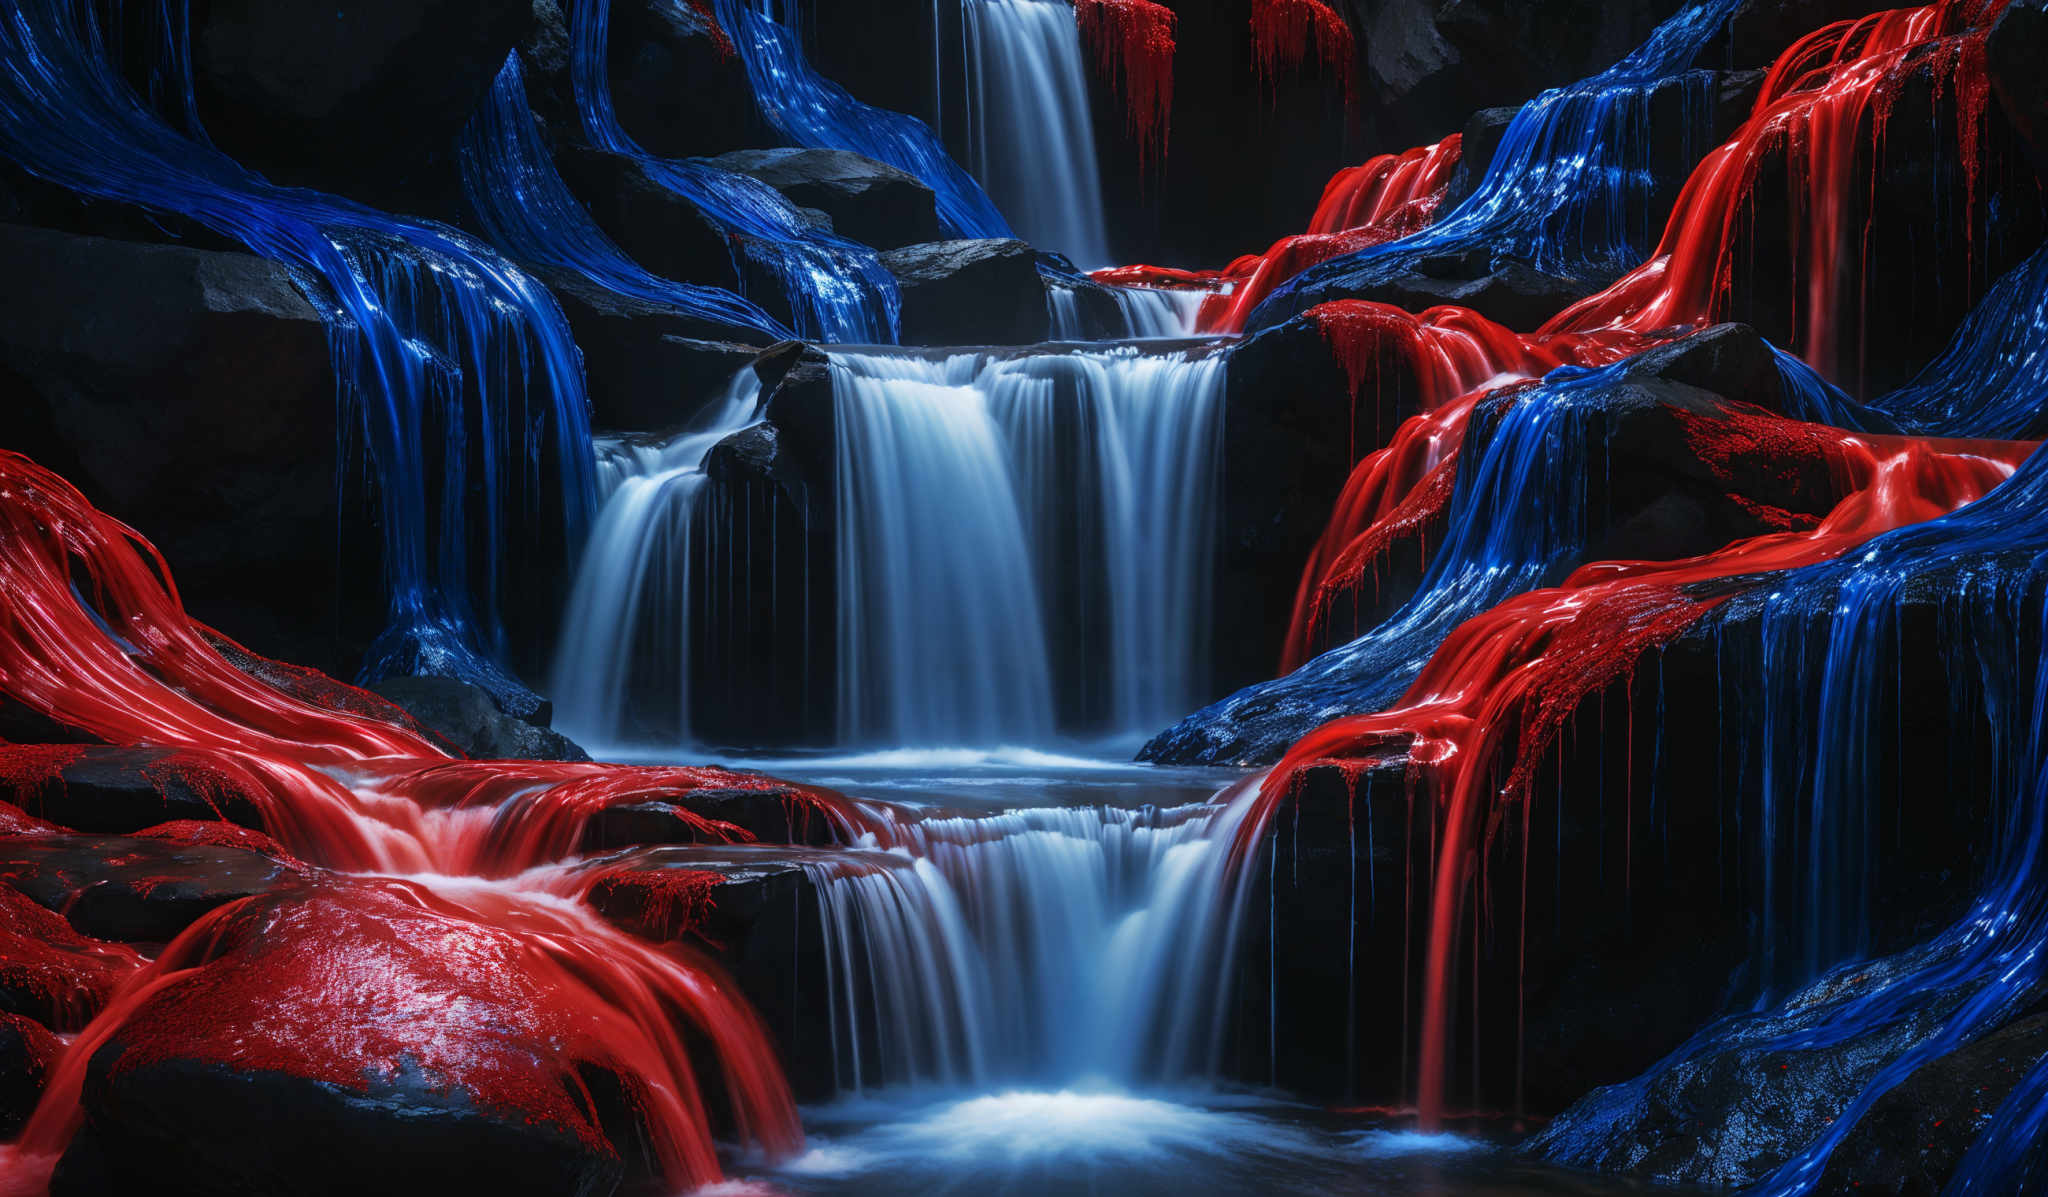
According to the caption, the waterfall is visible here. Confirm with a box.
[833,346,1226,746]
[811,791,1263,1092]
[550,373,764,748]
[1047,281,1211,339]
[962,0,1114,266]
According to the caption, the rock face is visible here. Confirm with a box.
[709,148,948,250]
[879,239,1051,346]
[46,879,640,1197]
[1145,324,1822,765]
[1988,0,2048,178]
[193,0,531,210]
[0,886,142,1031]
[1527,969,2046,1188]
[0,747,270,837]
[0,833,301,943]
[554,147,738,287]
[370,676,590,762]
[0,224,374,678]
[0,1011,58,1137]
[601,0,774,160]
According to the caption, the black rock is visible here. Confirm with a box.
[708,148,948,250]
[0,833,301,944]
[192,0,530,214]
[0,747,270,836]
[1989,0,2048,178]
[540,275,768,430]
[602,0,773,159]
[879,239,1051,346]
[553,147,737,287]
[370,676,590,762]
[0,224,369,679]
[0,1011,58,1137]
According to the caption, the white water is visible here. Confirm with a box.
[550,373,761,746]
[962,0,1113,266]
[832,345,1227,746]
[1047,282,1211,339]
[809,787,1263,1092]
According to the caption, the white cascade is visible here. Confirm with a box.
[962,0,1113,266]
[832,345,1226,746]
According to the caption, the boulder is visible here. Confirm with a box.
[538,276,767,431]
[192,0,531,213]
[879,239,1051,346]
[708,148,948,250]
[370,676,590,762]
[578,781,838,851]
[0,1011,59,1137]
[602,0,774,159]
[45,879,647,1197]
[1988,0,2048,178]
[1821,1012,2048,1193]
[0,886,143,1031]
[1145,324,1827,765]
[552,147,738,287]
[0,225,368,678]
[0,746,270,837]
[0,832,301,944]
[1336,251,1598,333]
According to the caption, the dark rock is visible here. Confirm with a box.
[1527,957,2032,1186]
[578,781,837,852]
[553,147,736,287]
[370,676,590,762]
[540,275,767,429]
[191,0,530,214]
[1988,0,2048,178]
[0,225,368,679]
[45,879,637,1197]
[879,239,1051,346]
[0,1011,59,1137]
[603,0,773,159]
[0,886,141,1031]
[0,832,301,943]
[0,746,270,836]
[1821,1012,2048,1194]
[1359,251,1597,332]
[708,148,948,250]
[1146,324,1831,765]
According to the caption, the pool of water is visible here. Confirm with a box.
[712,1088,1660,1196]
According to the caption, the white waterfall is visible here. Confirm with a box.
[832,345,1226,746]
[1047,282,1212,339]
[811,788,1264,1091]
[549,372,762,748]
[963,0,1113,266]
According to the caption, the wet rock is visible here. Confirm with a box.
[0,886,142,1031]
[602,0,773,159]
[0,832,301,944]
[1340,250,1597,333]
[45,879,641,1197]
[553,147,737,287]
[0,225,369,679]
[1820,1011,2048,1193]
[708,148,948,250]
[1988,0,2048,178]
[578,782,838,851]
[879,239,1051,346]
[0,746,269,836]
[192,0,530,213]
[1146,324,1828,765]
[370,676,590,763]
[0,1011,59,1137]
[1527,959,2036,1186]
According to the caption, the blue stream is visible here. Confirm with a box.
[1245,0,1741,332]
[0,0,597,705]
[568,0,900,343]
[715,0,1015,241]
[459,55,796,342]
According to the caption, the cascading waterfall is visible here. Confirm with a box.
[833,346,1226,745]
[807,792,1265,1091]
[961,0,1115,266]
[1047,280,1211,338]
[550,373,765,748]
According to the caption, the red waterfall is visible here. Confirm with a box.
[1075,0,1177,165]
